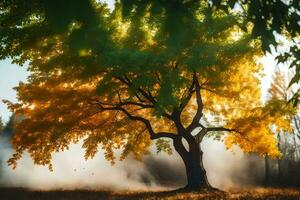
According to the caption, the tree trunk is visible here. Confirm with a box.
[264,154,270,186]
[173,137,211,190]
[184,148,210,190]
[277,134,281,184]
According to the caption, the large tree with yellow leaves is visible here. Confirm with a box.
[0,0,295,190]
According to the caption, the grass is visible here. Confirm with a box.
[1,187,300,200]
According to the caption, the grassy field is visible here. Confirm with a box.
[1,187,300,200]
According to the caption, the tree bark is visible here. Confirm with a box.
[184,148,210,190]
[265,154,270,186]
[173,136,210,190]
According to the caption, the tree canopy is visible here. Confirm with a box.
[1,0,295,172]
[120,0,300,103]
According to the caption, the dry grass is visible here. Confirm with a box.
[1,187,300,200]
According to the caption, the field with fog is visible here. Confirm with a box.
[2,127,300,199]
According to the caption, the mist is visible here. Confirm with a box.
[0,133,265,191]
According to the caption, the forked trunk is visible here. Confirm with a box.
[173,137,211,191]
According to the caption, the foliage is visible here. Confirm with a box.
[276,44,300,106]
[0,1,295,170]
[211,0,300,50]
[155,139,172,155]
[209,0,300,105]
[120,1,300,92]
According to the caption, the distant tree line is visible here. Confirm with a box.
[264,129,300,187]
[264,69,300,187]
[0,115,15,138]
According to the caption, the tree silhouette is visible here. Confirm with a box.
[0,0,296,190]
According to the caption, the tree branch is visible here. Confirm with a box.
[134,92,146,103]
[186,73,203,132]
[178,76,196,113]
[114,75,157,104]
[94,102,177,140]
[294,115,300,135]
[113,75,173,120]
[206,127,240,133]
[94,100,154,109]
[117,91,122,103]
[201,86,218,94]
[197,124,256,147]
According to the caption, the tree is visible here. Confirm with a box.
[0,1,295,190]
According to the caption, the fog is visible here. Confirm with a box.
[0,133,265,191]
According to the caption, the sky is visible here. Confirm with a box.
[0,60,30,123]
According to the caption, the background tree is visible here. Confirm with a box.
[2,115,16,138]
[0,0,295,190]
[264,68,300,186]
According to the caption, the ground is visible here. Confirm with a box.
[1,188,300,200]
